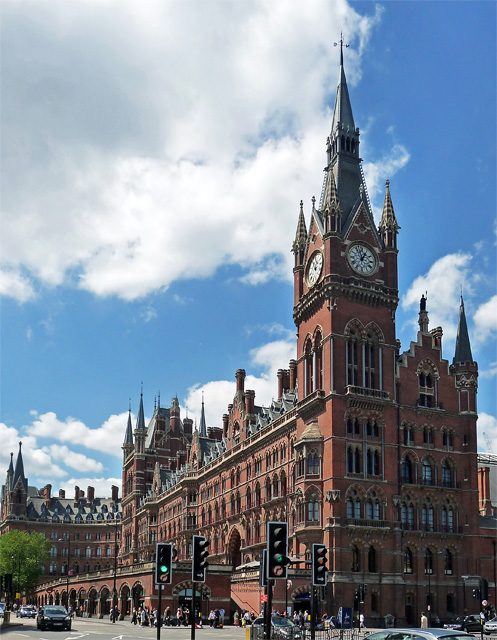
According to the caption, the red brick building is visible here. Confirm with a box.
[2,48,496,626]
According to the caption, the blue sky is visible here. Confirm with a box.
[1,0,496,497]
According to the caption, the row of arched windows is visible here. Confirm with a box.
[402,455,455,487]
[346,447,381,476]
[401,498,456,533]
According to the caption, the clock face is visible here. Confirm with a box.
[348,244,376,275]
[307,252,323,286]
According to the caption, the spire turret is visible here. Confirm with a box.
[379,180,400,248]
[12,441,27,492]
[199,394,207,437]
[453,296,473,364]
[136,391,145,431]
[292,201,307,258]
[124,404,134,446]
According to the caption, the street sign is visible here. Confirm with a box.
[261,595,268,602]
[483,600,488,607]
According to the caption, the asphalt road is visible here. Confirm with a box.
[2,617,248,640]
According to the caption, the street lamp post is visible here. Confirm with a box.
[59,535,71,610]
[113,520,118,622]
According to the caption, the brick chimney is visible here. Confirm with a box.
[87,486,95,505]
[236,369,246,393]
[59,489,65,499]
[111,485,119,502]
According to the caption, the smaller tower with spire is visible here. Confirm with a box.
[451,296,478,413]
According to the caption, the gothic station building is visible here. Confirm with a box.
[118,46,492,625]
[4,47,494,624]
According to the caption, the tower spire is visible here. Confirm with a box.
[12,441,27,491]
[379,180,400,248]
[322,36,372,233]
[124,401,134,446]
[136,388,145,431]
[199,392,207,437]
[453,296,473,364]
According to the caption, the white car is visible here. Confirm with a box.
[484,617,497,635]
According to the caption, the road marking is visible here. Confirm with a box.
[112,636,124,639]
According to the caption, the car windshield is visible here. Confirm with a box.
[44,607,67,615]
[273,618,295,627]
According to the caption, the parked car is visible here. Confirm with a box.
[365,629,474,640]
[0,603,5,620]
[252,616,302,639]
[444,615,483,633]
[484,617,497,635]
[36,606,72,631]
[19,606,36,618]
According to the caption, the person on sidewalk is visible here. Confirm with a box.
[421,612,428,628]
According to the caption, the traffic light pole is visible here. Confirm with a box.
[310,586,316,640]
[157,585,162,640]
[264,579,273,640]
[191,581,197,640]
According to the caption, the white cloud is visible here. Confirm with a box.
[363,143,411,222]
[0,268,35,303]
[183,337,295,428]
[44,444,104,473]
[1,0,384,301]
[401,252,474,341]
[477,413,497,454]
[474,295,497,343]
[26,411,129,458]
[57,477,123,500]
[0,423,66,480]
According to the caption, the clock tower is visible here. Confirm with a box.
[293,42,400,405]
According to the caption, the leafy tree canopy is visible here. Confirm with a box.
[0,530,50,594]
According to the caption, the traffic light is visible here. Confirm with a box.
[192,535,209,582]
[312,544,328,586]
[259,549,268,588]
[473,588,481,600]
[267,521,291,579]
[155,543,173,585]
[481,578,489,601]
[359,583,367,603]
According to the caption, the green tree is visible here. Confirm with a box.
[0,530,50,595]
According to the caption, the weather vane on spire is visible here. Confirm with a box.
[334,32,350,65]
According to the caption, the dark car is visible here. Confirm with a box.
[444,615,483,633]
[19,606,36,618]
[36,606,72,631]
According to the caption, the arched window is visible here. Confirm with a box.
[364,333,376,389]
[85,546,91,558]
[404,426,414,445]
[442,462,452,487]
[246,487,252,510]
[422,500,434,532]
[305,339,313,396]
[307,451,319,475]
[442,503,454,533]
[347,498,354,519]
[347,447,354,473]
[402,456,413,483]
[443,430,454,449]
[265,479,272,502]
[419,371,435,407]
[314,332,323,390]
[368,546,377,573]
[307,493,319,522]
[50,546,57,557]
[347,330,359,386]
[401,501,414,530]
[445,549,453,575]
[354,448,361,473]
[404,547,413,573]
[422,460,433,486]
[351,545,360,572]
[96,547,102,557]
